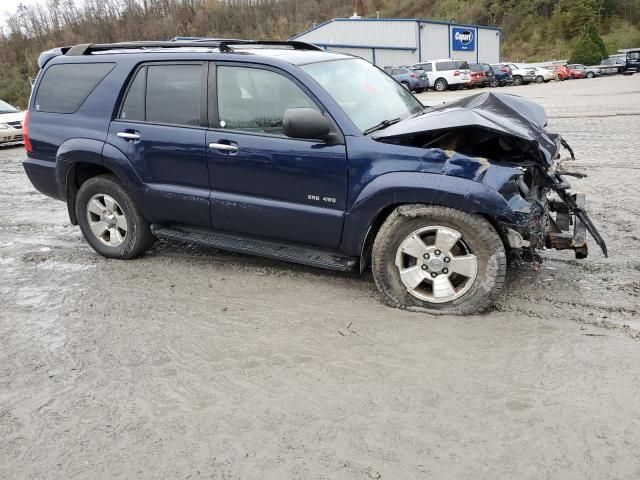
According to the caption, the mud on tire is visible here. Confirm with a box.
[371,204,507,315]
[76,174,154,259]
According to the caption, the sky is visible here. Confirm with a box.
[0,0,40,17]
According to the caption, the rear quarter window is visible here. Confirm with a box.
[34,63,115,114]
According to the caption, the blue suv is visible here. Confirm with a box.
[23,39,606,314]
[385,67,429,93]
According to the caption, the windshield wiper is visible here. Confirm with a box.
[364,117,402,135]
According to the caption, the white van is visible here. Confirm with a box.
[412,59,471,91]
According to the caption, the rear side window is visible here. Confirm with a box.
[35,63,115,113]
[146,65,202,126]
[118,64,203,126]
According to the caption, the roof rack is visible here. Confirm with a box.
[65,39,323,56]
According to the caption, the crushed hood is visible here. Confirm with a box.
[373,92,560,165]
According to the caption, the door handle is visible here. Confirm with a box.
[209,142,238,153]
[117,132,141,141]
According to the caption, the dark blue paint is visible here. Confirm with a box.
[24,46,529,263]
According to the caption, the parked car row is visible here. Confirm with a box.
[385,51,638,92]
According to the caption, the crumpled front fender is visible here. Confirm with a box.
[339,168,534,256]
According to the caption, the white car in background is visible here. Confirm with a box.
[532,66,556,83]
[494,63,536,85]
[412,59,471,91]
[0,100,25,146]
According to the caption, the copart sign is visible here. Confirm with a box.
[452,27,475,51]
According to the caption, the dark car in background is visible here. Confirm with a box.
[385,66,429,93]
[491,64,513,86]
[625,50,640,74]
[468,63,496,88]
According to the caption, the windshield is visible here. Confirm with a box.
[0,100,18,113]
[301,58,423,133]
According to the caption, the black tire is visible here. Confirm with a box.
[586,71,594,78]
[371,204,507,315]
[76,174,154,259]
[535,75,544,83]
[512,75,523,86]
[433,78,448,91]
[489,78,499,88]
[557,74,562,81]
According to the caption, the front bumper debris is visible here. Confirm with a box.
[542,147,608,258]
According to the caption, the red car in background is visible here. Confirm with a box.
[567,65,586,79]
[553,64,572,81]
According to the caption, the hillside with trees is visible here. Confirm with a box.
[1,0,639,107]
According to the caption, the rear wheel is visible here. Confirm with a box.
[433,78,448,91]
[535,75,544,83]
[76,174,154,259]
[372,205,507,315]
[489,78,499,87]
[586,71,594,78]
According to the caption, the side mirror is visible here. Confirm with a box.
[283,108,330,140]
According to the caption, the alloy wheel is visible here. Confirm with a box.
[86,193,128,247]
[395,226,478,304]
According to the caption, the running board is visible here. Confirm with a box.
[151,225,358,271]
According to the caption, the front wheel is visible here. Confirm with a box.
[535,75,544,83]
[76,174,154,259]
[489,78,499,88]
[512,76,523,86]
[372,205,507,315]
[586,71,594,78]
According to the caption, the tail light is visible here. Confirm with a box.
[23,110,33,154]
[454,70,460,76]
[409,73,416,78]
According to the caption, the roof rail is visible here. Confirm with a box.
[65,39,323,56]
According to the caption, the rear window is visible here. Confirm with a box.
[469,63,482,71]
[35,63,115,114]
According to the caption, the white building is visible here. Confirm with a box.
[291,17,502,67]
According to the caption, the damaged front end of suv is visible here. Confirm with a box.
[373,92,608,260]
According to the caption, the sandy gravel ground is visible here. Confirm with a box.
[1,74,639,479]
